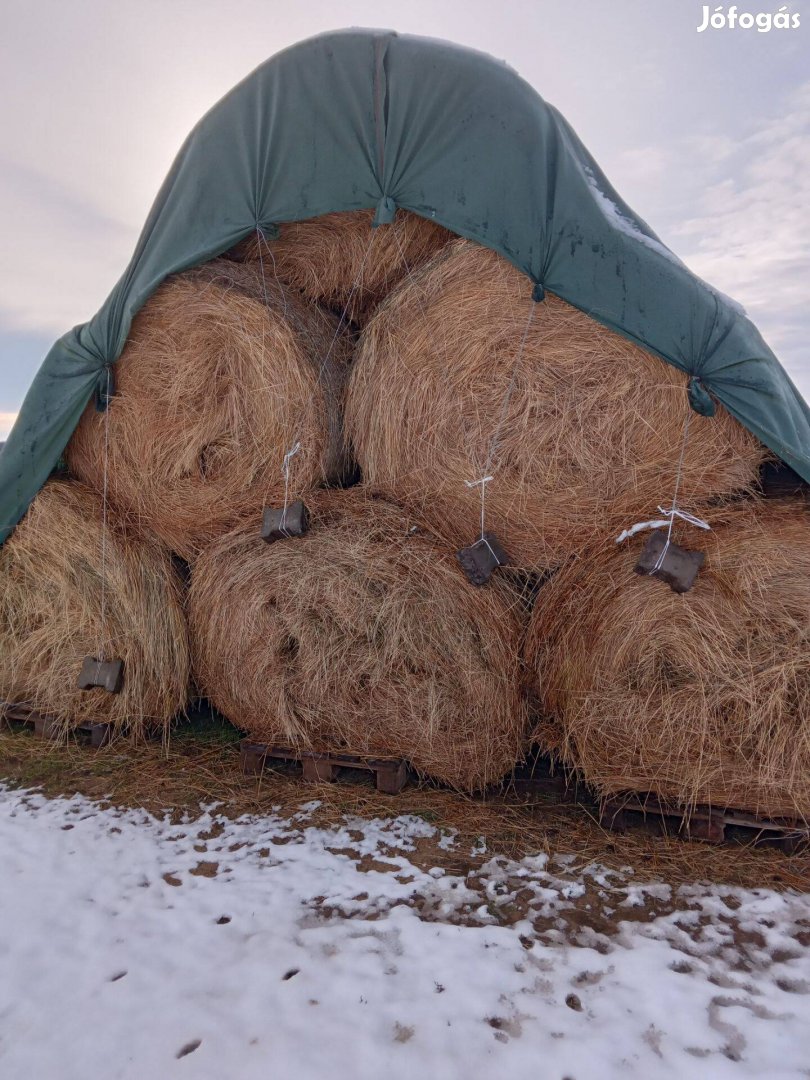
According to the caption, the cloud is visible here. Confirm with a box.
[0,413,18,440]
[611,83,810,403]
[0,157,138,337]
[671,85,810,398]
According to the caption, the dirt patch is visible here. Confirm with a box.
[1,722,808,893]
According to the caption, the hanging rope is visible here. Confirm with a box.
[464,474,494,545]
[253,220,378,509]
[465,301,537,540]
[98,365,112,663]
[615,403,710,570]
[392,223,539,550]
[281,441,301,517]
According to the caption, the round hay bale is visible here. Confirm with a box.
[67,259,352,561]
[188,489,528,791]
[0,479,189,738]
[524,500,810,819]
[228,209,453,325]
[347,239,767,571]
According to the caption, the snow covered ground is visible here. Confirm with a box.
[1,784,809,1079]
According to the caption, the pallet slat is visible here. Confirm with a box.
[0,702,111,748]
[240,740,409,795]
[599,791,808,852]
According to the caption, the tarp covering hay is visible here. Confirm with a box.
[188,490,528,791]
[67,260,351,561]
[4,30,809,550]
[347,239,768,570]
[0,480,189,738]
[227,209,452,325]
[525,500,810,819]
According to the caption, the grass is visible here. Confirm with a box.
[1,710,808,893]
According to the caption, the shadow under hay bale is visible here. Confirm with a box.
[0,480,189,740]
[188,489,529,792]
[524,499,810,820]
[226,209,453,325]
[347,239,768,572]
[67,260,352,562]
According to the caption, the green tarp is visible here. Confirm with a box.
[1,27,808,545]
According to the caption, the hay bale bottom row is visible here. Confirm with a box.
[525,500,810,821]
[0,480,190,738]
[188,490,529,792]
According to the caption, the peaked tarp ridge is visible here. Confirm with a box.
[1,28,808,545]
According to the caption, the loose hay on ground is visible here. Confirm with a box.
[524,500,810,820]
[67,259,352,561]
[188,489,528,792]
[227,209,453,325]
[347,239,767,571]
[0,480,189,739]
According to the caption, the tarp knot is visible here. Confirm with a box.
[94,365,116,413]
[531,282,546,302]
[256,222,280,241]
[373,196,397,226]
[688,376,716,417]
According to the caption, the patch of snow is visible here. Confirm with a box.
[0,785,808,1079]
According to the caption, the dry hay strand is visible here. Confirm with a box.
[0,479,189,739]
[188,489,529,792]
[227,209,453,325]
[525,499,810,820]
[347,239,767,571]
[67,259,352,561]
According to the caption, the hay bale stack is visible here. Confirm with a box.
[228,209,452,324]
[67,260,351,561]
[188,490,528,791]
[347,239,767,571]
[0,480,189,738]
[524,501,810,819]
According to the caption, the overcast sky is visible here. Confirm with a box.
[0,0,807,436]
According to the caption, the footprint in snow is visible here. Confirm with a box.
[176,1040,201,1059]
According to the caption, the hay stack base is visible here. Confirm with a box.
[67,260,352,561]
[240,740,409,794]
[347,239,767,571]
[0,480,189,740]
[1,700,114,748]
[227,209,452,324]
[189,489,528,792]
[525,501,810,820]
[599,790,809,851]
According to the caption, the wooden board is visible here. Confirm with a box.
[240,740,409,795]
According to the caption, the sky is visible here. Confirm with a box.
[0,0,807,437]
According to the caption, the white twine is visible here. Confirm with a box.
[98,366,112,662]
[616,406,704,575]
[254,220,377,514]
[281,441,301,517]
[464,475,493,541]
[615,506,711,545]
[463,302,536,538]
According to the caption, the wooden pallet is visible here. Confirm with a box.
[0,702,111,748]
[599,791,809,853]
[240,740,408,795]
[505,754,591,804]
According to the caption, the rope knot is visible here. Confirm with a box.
[464,475,493,490]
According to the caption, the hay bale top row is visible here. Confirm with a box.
[348,239,768,568]
[67,260,352,561]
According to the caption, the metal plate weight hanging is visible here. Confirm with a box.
[456,532,510,586]
[634,531,705,594]
[77,656,124,694]
[261,500,310,544]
